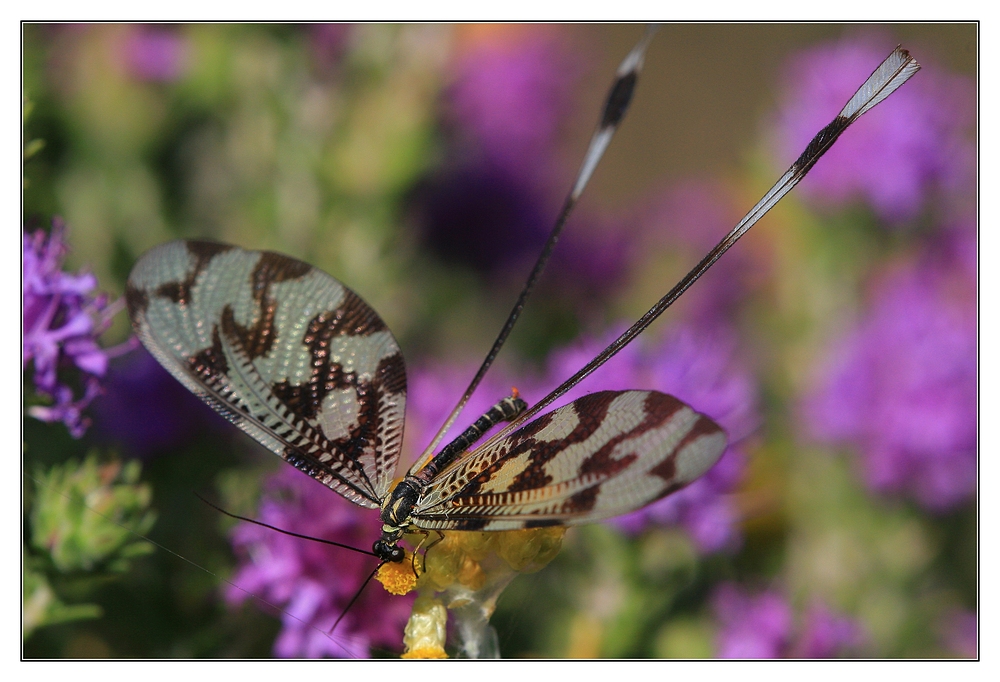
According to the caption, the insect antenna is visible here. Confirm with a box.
[194,492,378,557]
[330,561,386,635]
[481,46,922,445]
[412,25,658,469]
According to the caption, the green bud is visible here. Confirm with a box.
[30,454,156,574]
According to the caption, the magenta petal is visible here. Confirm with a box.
[23,221,115,438]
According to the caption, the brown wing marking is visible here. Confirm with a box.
[411,390,727,531]
[126,240,407,507]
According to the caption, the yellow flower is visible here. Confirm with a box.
[401,595,448,659]
[387,526,567,657]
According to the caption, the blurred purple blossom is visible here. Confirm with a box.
[403,359,536,468]
[939,609,977,658]
[227,467,413,658]
[712,583,792,658]
[23,221,120,437]
[412,160,554,273]
[546,211,634,305]
[792,601,866,658]
[712,584,864,658]
[122,25,189,83]
[413,30,591,276]
[770,36,974,223]
[445,30,581,170]
[546,322,758,553]
[635,179,760,325]
[803,233,976,511]
[91,347,222,458]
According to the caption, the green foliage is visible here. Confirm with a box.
[30,455,155,573]
[23,93,45,187]
[24,455,156,640]
[23,559,102,639]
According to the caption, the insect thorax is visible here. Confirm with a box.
[372,392,528,562]
[374,477,425,562]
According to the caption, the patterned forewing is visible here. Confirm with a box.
[126,241,406,507]
[412,390,726,530]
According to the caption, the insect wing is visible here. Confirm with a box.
[411,390,726,530]
[126,240,406,508]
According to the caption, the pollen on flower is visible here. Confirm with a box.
[401,646,449,660]
[376,555,419,596]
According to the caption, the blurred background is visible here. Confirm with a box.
[22,23,977,658]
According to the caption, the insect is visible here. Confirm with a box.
[125,32,919,580]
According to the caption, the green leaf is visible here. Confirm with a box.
[23,562,102,640]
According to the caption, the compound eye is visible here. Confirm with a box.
[391,546,405,562]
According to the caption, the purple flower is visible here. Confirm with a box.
[939,609,977,658]
[23,220,117,437]
[711,583,866,658]
[412,159,555,273]
[712,585,864,659]
[792,601,866,658]
[121,25,189,83]
[91,347,222,458]
[403,359,537,467]
[634,179,759,325]
[548,212,634,305]
[712,583,792,658]
[445,29,580,170]
[413,29,584,275]
[227,467,413,658]
[770,36,974,223]
[414,28,639,297]
[803,233,976,511]
[546,322,758,553]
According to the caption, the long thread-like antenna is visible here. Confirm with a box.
[194,493,378,557]
[475,46,921,450]
[330,562,385,635]
[411,26,658,473]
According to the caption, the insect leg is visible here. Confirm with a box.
[409,528,431,577]
[426,530,445,555]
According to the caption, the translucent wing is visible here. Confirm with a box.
[410,390,726,530]
[126,240,406,507]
